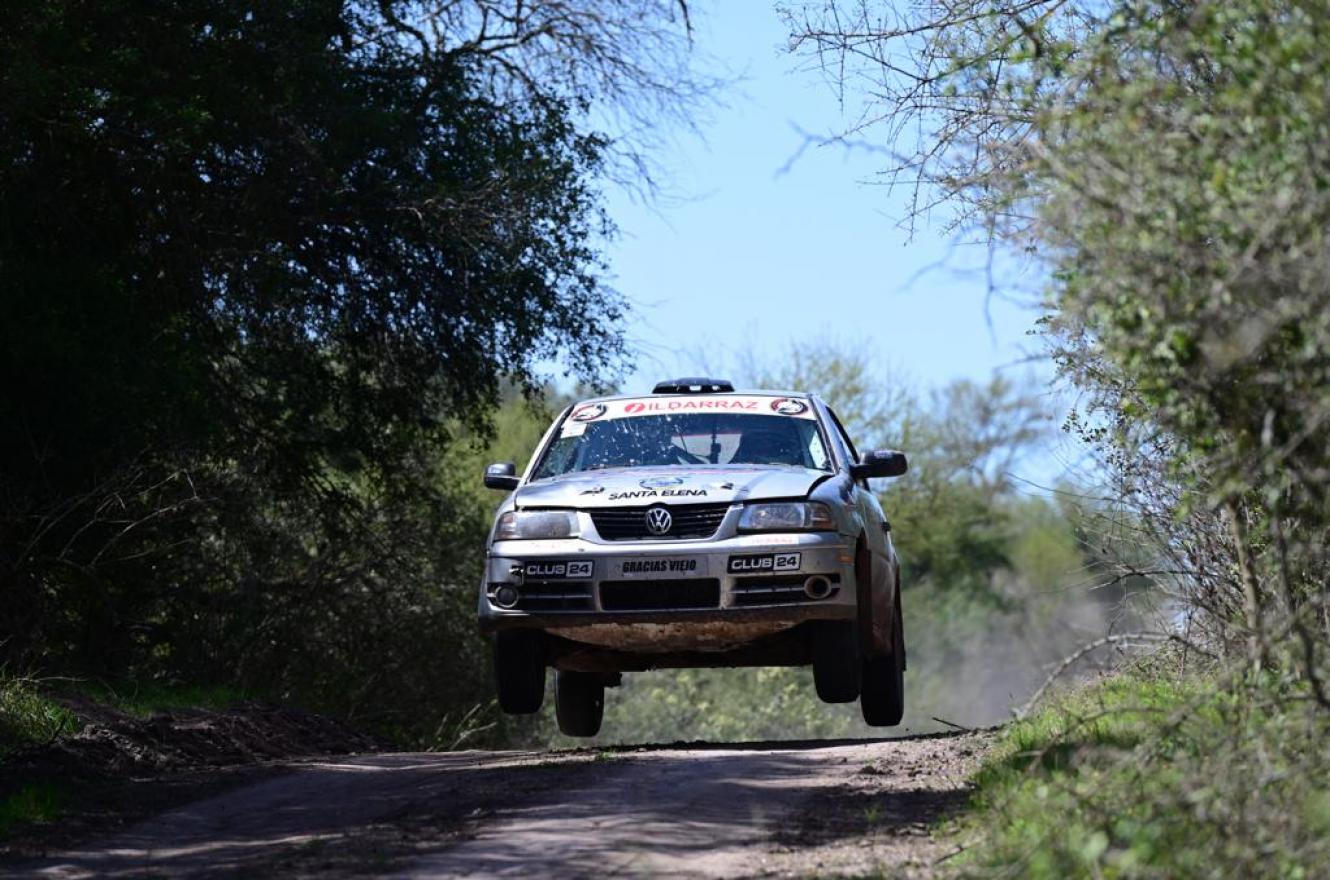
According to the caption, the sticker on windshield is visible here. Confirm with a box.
[559,419,588,438]
[769,397,809,416]
[570,403,607,422]
[601,395,816,420]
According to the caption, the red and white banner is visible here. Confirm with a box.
[568,395,815,424]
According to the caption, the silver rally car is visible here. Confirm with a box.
[480,378,908,736]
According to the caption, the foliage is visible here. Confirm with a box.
[60,681,247,719]
[0,675,79,761]
[779,0,1097,234]
[963,659,1330,878]
[0,1,706,744]
[785,5,1330,868]
[784,0,1330,678]
[1033,0,1330,674]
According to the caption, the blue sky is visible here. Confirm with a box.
[599,4,1048,396]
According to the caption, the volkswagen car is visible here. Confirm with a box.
[479,379,908,736]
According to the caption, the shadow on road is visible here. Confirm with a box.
[8,733,990,878]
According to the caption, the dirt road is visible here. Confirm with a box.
[9,732,987,879]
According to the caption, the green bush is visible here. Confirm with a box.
[963,663,1330,878]
[0,675,78,760]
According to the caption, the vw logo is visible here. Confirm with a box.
[644,506,673,536]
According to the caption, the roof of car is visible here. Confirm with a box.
[573,389,814,406]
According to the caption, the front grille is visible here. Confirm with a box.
[589,503,731,541]
[731,575,841,607]
[599,579,721,611]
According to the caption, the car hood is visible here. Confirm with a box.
[514,467,829,509]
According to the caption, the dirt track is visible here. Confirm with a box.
[8,732,988,879]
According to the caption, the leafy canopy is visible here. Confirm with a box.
[0,1,697,734]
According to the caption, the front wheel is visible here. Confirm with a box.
[494,630,545,714]
[555,671,605,737]
[860,598,905,726]
[812,620,861,703]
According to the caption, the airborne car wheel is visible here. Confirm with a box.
[812,620,861,703]
[860,595,905,726]
[494,630,545,714]
[555,670,604,737]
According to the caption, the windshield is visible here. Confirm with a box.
[531,396,832,479]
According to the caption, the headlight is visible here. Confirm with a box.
[737,502,835,532]
[494,510,579,541]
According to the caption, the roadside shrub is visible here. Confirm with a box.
[962,659,1330,878]
[0,676,78,759]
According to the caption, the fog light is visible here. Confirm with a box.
[494,585,521,609]
[804,575,833,600]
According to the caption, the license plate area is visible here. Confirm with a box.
[613,557,705,579]
[599,578,720,610]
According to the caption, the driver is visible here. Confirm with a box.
[732,425,804,465]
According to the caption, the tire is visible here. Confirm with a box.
[555,671,605,737]
[494,630,545,715]
[860,597,905,726]
[812,620,861,703]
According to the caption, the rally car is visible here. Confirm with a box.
[479,379,908,736]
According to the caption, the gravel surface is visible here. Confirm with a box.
[5,731,990,879]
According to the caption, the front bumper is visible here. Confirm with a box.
[476,530,857,634]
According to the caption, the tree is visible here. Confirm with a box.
[781,0,1330,681]
[1036,0,1330,676]
[778,0,1097,235]
[780,7,1330,867]
[0,0,707,736]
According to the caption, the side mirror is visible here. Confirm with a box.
[850,449,908,481]
[484,462,520,491]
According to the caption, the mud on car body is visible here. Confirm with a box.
[479,378,908,737]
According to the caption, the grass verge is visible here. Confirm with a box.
[958,659,1330,878]
[0,783,66,839]
[63,680,247,718]
[0,674,80,760]
[0,673,250,843]
[0,674,81,841]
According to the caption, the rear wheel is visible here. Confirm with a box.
[555,671,605,737]
[494,630,545,714]
[812,620,861,703]
[860,595,905,726]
